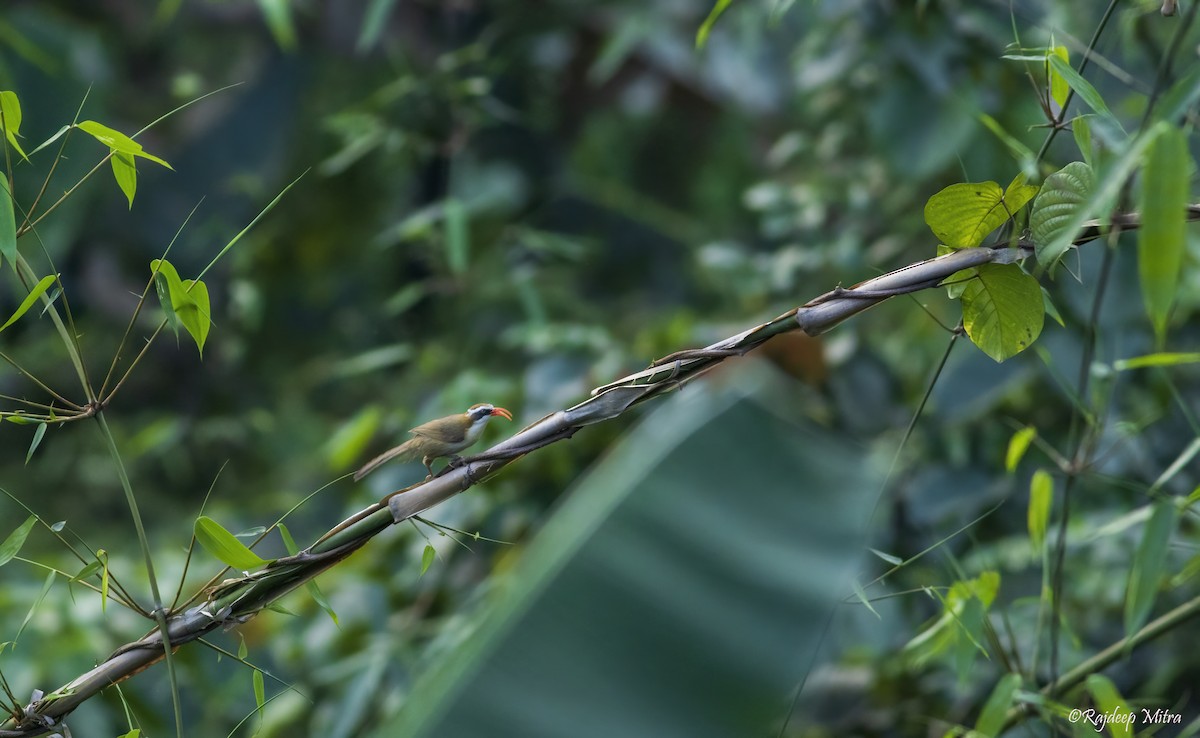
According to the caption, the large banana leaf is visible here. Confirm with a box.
[379,363,883,738]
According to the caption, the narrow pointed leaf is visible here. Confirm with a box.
[280,523,339,627]
[1113,352,1200,371]
[111,150,137,208]
[0,91,29,160]
[0,274,57,333]
[1028,470,1053,553]
[420,544,436,575]
[25,422,46,464]
[76,120,172,168]
[1085,675,1133,738]
[1124,498,1179,637]
[194,516,273,570]
[1138,123,1191,344]
[1049,46,1070,107]
[695,0,735,49]
[1006,426,1037,472]
[975,673,1022,737]
[0,177,18,265]
[0,515,37,567]
[1047,56,1125,137]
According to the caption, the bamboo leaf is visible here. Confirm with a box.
[194,516,274,571]
[24,422,46,464]
[1124,499,1179,637]
[1028,470,1053,553]
[0,274,58,333]
[0,90,29,160]
[975,673,1022,737]
[0,515,37,567]
[1006,426,1037,472]
[1085,675,1133,738]
[1138,123,1191,344]
[421,543,436,575]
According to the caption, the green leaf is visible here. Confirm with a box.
[1047,55,1126,137]
[279,523,339,627]
[152,271,180,338]
[695,0,735,49]
[1029,161,1094,265]
[111,151,137,208]
[16,571,55,642]
[1072,115,1093,168]
[1124,498,1179,637]
[194,516,274,571]
[977,114,1036,175]
[1085,675,1133,738]
[904,572,999,672]
[975,673,1022,737]
[0,274,57,333]
[25,422,46,465]
[1042,287,1065,327]
[1049,46,1070,107]
[1113,352,1200,370]
[387,365,882,738]
[960,263,1045,362]
[357,0,400,52]
[28,124,70,158]
[1006,426,1037,472]
[257,0,298,51]
[117,729,141,738]
[1138,123,1191,344]
[178,278,211,356]
[1028,469,1053,553]
[0,515,36,567]
[1036,126,1166,268]
[0,176,18,266]
[76,120,172,168]
[924,179,1035,249]
[444,198,469,275]
[1151,67,1200,126]
[150,259,211,355]
[0,91,29,160]
[420,543,436,575]
[99,549,109,613]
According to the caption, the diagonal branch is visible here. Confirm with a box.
[3,204,1197,736]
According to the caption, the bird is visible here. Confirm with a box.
[353,403,513,481]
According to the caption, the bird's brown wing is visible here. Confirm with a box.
[409,418,467,444]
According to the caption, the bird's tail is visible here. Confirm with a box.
[353,438,419,481]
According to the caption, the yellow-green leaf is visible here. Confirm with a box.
[1085,675,1133,738]
[925,181,1009,249]
[194,516,273,571]
[961,263,1045,362]
[421,543,436,575]
[1138,123,1191,345]
[1006,426,1037,472]
[0,91,29,160]
[1028,470,1053,553]
[0,274,57,333]
[1049,46,1070,107]
[695,0,735,50]
[111,151,137,208]
[1113,352,1200,371]
[0,516,37,567]
[76,120,172,168]
[975,673,1022,737]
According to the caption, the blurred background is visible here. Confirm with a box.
[1,0,1199,736]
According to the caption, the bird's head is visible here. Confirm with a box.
[465,403,513,426]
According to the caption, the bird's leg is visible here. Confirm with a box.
[445,455,478,484]
[421,456,435,480]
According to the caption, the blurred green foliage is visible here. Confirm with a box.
[0,0,1198,736]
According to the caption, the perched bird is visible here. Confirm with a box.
[353,403,513,481]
